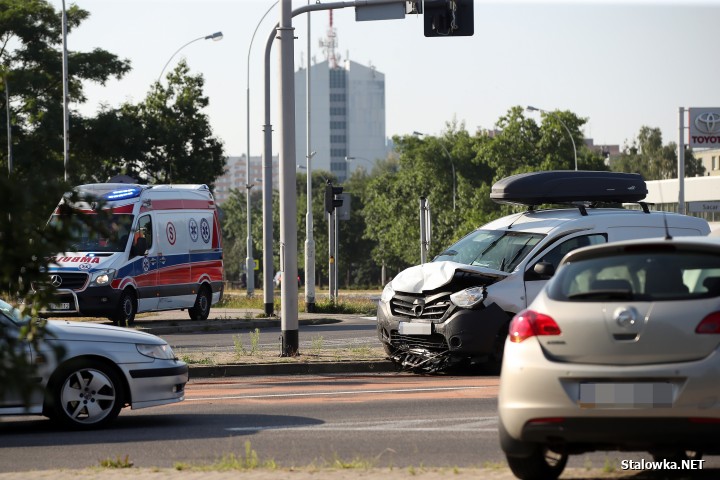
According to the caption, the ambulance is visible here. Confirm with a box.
[42,183,224,326]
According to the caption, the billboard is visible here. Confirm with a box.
[688,108,720,148]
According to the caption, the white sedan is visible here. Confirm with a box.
[0,299,188,429]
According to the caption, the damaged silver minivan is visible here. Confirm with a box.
[376,171,711,372]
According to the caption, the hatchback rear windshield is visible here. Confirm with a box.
[547,251,720,302]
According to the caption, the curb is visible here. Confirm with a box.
[132,317,342,336]
[189,360,397,378]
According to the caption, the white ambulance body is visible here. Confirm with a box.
[45,183,224,325]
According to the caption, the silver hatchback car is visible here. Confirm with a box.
[1,299,188,429]
[499,236,720,480]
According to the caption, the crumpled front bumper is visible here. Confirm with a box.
[376,298,510,357]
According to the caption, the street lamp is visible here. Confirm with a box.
[245,177,262,293]
[4,75,12,176]
[345,155,374,171]
[246,2,278,299]
[412,131,456,218]
[526,106,578,171]
[157,31,223,83]
[61,0,69,181]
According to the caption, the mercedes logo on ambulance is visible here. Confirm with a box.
[50,275,62,287]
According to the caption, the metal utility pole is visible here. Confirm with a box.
[678,107,686,215]
[61,0,70,182]
[261,0,428,347]
[278,0,299,356]
[4,75,11,176]
[420,197,430,263]
[246,4,276,299]
[328,208,336,304]
[304,2,316,312]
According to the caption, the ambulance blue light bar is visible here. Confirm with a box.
[104,187,142,201]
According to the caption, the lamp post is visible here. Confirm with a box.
[526,106,578,171]
[4,75,11,176]
[304,1,316,313]
[345,155,374,171]
[413,131,455,227]
[61,0,69,182]
[158,31,223,83]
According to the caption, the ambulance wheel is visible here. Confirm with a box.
[188,287,211,321]
[112,290,137,326]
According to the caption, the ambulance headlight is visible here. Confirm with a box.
[90,269,117,286]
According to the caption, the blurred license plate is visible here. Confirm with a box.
[49,302,70,310]
[398,322,431,335]
[579,383,673,408]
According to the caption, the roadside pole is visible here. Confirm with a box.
[279,0,299,356]
[328,208,336,304]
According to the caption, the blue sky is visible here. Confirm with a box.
[50,0,720,157]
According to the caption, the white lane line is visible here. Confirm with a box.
[187,385,495,402]
[226,416,498,433]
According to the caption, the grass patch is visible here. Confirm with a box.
[174,441,277,471]
[99,455,133,468]
[218,290,378,315]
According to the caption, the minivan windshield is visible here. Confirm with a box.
[49,213,135,253]
[433,229,545,273]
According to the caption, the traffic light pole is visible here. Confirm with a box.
[279,0,299,356]
[264,0,470,356]
[328,209,336,304]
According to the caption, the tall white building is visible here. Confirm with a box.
[214,154,279,205]
[294,15,389,183]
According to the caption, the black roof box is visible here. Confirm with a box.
[490,170,647,206]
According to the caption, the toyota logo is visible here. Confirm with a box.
[50,275,62,287]
[694,112,720,135]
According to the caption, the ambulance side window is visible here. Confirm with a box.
[132,215,153,257]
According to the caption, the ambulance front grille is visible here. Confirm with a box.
[47,272,89,291]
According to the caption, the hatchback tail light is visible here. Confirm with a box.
[695,312,720,334]
[509,309,562,343]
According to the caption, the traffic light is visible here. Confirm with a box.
[424,0,474,37]
[324,184,344,213]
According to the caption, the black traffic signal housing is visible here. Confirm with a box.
[424,0,474,37]
[324,184,344,213]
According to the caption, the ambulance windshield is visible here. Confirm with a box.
[50,213,135,253]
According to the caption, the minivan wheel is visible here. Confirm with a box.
[112,290,136,326]
[47,360,124,429]
[505,445,568,480]
[188,286,211,321]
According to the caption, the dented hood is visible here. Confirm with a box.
[391,261,508,293]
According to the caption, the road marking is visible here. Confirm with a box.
[226,416,498,433]
[187,385,494,402]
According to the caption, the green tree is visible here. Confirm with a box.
[611,126,705,180]
[361,108,607,279]
[0,0,133,403]
[0,0,130,182]
[126,60,226,187]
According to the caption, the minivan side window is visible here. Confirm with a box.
[526,234,607,280]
